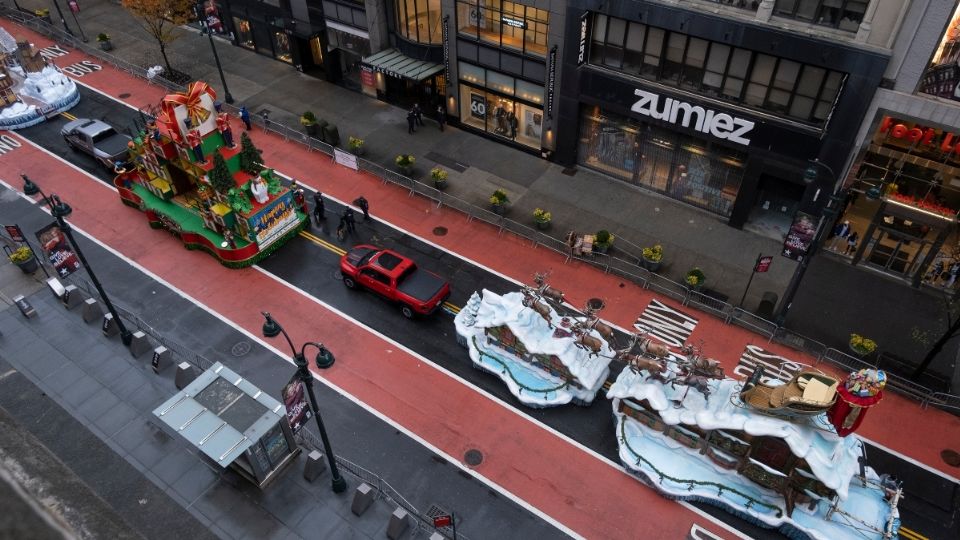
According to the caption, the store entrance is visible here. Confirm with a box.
[864,227,932,277]
[744,174,805,240]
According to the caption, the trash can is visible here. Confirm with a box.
[757,292,778,320]
[323,123,340,146]
[314,119,329,143]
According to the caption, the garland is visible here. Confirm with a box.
[472,336,569,393]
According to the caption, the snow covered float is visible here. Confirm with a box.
[0,29,79,130]
[607,360,900,540]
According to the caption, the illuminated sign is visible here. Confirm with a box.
[577,12,589,66]
[631,89,755,146]
[500,15,525,29]
[879,116,960,154]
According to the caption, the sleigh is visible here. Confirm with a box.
[738,367,839,418]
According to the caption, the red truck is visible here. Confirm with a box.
[340,245,451,318]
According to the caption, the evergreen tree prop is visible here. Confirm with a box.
[227,187,253,214]
[208,153,234,195]
[462,291,482,326]
[239,132,264,174]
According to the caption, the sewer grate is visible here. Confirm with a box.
[433,226,448,236]
[118,93,131,99]
[562,167,578,176]
[942,449,960,467]
[231,341,251,357]
[425,504,455,533]
[463,449,483,466]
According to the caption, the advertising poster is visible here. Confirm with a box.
[781,211,817,261]
[249,195,298,248]
[282,375,312,434]
[470,93,486,119]
[35,222,81,278]
[918,4,960,101]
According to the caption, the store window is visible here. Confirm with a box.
[272,31,293,63]
[456,0,549,58]
[577,105,746,217]
[588,14,847,126]
[395,0,442,44]
[458,61,544,149]
[773,0,867,32]
[234,18,255,50]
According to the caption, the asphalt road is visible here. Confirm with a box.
[12,84,958,540]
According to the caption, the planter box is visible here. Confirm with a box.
[642,257,662,272]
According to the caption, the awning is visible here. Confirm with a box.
[361,48,444,82]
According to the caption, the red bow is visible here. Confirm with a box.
[160,82,217,135]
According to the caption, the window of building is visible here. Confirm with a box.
[395,0,442,45]
[458,61,544,149]
[586,14,846,125]
[773,0,867,31]
[272,30,293,63]
[234,18,255,50]
[456,0,550,58]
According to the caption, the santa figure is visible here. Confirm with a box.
[186,129,205,163]
[216,112,234,148]
[250,174,269,204]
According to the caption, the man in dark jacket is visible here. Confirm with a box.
[344,208,356,234]
[313,192,325,224]
[407,110,416,134]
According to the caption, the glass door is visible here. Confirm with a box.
[865,228,930,277]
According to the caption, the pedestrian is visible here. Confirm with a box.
[436,104,446,131]
[927,259,945,283]
[844,231,859,256]
[336,219,346,242]
[354,196,370,221]
[313,192,325,224]
[947,263,960,288]
[290,180,307,215]
[413,103,423,127]
[407,109,416,134]
[344,208,356,234]
[829,220,851,251]
[239,105,252,131]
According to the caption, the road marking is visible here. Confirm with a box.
[61,111,76,121]
[899,526,927,540]
[299,230,345,256]
[0,369,18,381]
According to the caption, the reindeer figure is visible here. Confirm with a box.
[616,351,668,382]
[671,343,725,401]
[638,336,670,358]
[533,272,565,305]
[521,289,554,328]
[571,325,603,355]
[586,316,617,345]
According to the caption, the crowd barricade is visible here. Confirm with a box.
[7,6,956,413]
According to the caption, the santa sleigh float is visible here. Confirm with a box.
[113,81,307,267]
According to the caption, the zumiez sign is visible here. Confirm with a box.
[630,89,755,146]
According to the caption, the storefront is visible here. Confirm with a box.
[361,49,445,111]
[458,61,544,150]
[326,21,372,89]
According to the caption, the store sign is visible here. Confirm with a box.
[630,89,755,146]
[501,15,526,29]
[577,12,590,66]
[547,46,557,119]
[879,116,960,154]
[781,211,816,261]
[442,15,450,85]
[470,93,486,119]
[35,222,81,278]
[754,255,773,273]
[4,224,25,242]
[360,64,375,87]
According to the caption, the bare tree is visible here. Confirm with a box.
[121,0,194,78]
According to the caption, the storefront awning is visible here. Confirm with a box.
[361,49,444,82]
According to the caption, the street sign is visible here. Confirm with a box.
[433,514,452,528]
[4,224,25,242]
[755,255,773,273]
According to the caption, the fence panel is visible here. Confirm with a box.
[728,309,777,339]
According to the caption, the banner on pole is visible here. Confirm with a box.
[781,211,816,261]
[35,222,81,278]
[282,374,312,434]
[4,224,25,242]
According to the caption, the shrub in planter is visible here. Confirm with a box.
[489,189,509,214]
[395,154,415,175]
[300,111,319,136]
[642,243,663,271]
[849,333,877,356]
[594,230,614,253]
[533,208,552,229]
[96,33,113,51]
[8,246,38,274]
[685,267,706,289]
[430,167,448,189]
[348,136,365,155]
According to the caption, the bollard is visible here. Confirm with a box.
[386,507,409,540]
[62,285,82,309]
[82,298,102,323]
[13,295,36,319]
[303,450,326,482]
[151,346,171,374]
[429,533,444,540]
[129,331,151,358]
[174,362,198,390]
[46,277,65,299]
[350,483,375,516]
[102,313,119,337]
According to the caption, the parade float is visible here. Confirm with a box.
[0,28,79,129]
[114,81,307,267]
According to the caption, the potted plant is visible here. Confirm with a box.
[685,267,706,290]
[395,154,415,176]
[490,189,509,214]
[594,230,614,253]
[533,208,552,230]
[348,136,365,156]
[642,243,664,272]
[849,333,877,357]
[8,246,39,274]
[35,8,52,23]
[300,111,319,137]
[97,33,113,51]
[430,167,449,189]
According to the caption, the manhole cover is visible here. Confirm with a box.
[231,341,251,357]
[942,449,960,467]
[333,270,343,281]
[464,449,483,466]
[433,226,448,236]
[118,93,131,98]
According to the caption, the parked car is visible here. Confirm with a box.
[61,118,132,169]
[340,245,451,318]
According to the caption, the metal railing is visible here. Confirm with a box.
[5,7,958,413]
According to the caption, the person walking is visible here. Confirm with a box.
[344,208,356,234]
[829,220,851,251]
[413,103,423,127]
[407,109,416,134]
[336,219,346,242]
[239,106,252,131]
[436,105,446,131]
[947,262,960,288]
[354,196,370,221]
[313,191,325,225]
[844,230,859,256]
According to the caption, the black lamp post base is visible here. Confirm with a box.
[332,475,347,493]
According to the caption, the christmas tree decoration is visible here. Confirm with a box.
[112,80,307,268]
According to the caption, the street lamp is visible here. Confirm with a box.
[197,6,234,104]
[22,175,134,346]
[260,311,346,493]
[776,159,846,325]
[49,0,75,38]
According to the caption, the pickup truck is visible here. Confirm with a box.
[61,118,132,169]
[340,245,451,318]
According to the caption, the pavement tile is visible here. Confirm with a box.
[293,506,353,539]
[77,388,121,423]
[255,480,313,528]
[90,356,134,387]
[39,361,84,393]
[18,349,64,380]
[193,481,244,523]
[237,507,287,540]
[171,460,220,504]
[59,375,103,408]
[128,382,170,413]
[152,448,202,485]
[107,368,153,400]
[93,400,139,437]
[128,431,178,470]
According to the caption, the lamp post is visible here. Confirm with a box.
[260,311,346,493]
[49,0,75,38]
[776,159,846,325]
[198,5,234,104]
[23,175,133,346]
